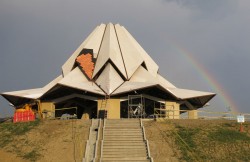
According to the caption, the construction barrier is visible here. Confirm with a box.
[13,110,35,123]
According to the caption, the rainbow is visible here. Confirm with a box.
[169,43,238,112]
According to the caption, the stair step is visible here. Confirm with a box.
[105,123,140,124]
[104,129,142,130]
[103,149,147,153]
[103,141,146,143]
[104,130,142,131]
[103,144,146,147]
[103,146,147,149]
[104,137,143,139]
[103,142,146,146]
[101,119,151,161]
[104,133,143,135]
[104,138,143,141]
[102,154,148,157]
[104,130,142,132]
[103,143,146,146]
[104,134,143,136]
[101,160,150,162]
[103,150,147,153]
[105,127,141,128]
[102,154,147,158]
[101,157,149,161]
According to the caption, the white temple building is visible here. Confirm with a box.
[1,23,216,119]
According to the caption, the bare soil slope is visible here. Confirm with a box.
[0,119,90,162]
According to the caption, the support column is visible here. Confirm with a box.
[98,98,120,119]
[188,110,198,119]
[40,102,55,118]
[165,101,180,119]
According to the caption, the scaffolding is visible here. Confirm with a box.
[128,95,146,118]
[154,102,166,118]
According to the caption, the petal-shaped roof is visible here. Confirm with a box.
[93,23,127,79]
[115,24,144,79]
[2,75,63,100]
[156,74,176,89]
[43,75,63,91]
[59,67,104,95]
[2,88,45,99]
[129,66,157,83]
[62,24,106,76]
[167,88,215,100]
[112,82,157,95]
[95,63,124,95]
[112,66,158,95]
[122,26,159,77]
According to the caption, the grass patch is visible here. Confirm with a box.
[22,150,40,162]
[176,126,200,148]
[208,127,250,143]
[0,120,40,147]
[0,119,40,135]
[0,120,42,161]
[173,126,201,161]
[172,121,250,162]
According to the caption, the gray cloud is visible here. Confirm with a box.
[163,0,238,20]
[0,0,250,116]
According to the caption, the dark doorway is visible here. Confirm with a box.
[55,97,97,119]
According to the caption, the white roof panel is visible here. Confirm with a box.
[59,67,104,95]
[115,24,143,79]
[93,23,127,78]
[122,26,159,77]
[43,75,63,92]
[62,24,106,76]
[1,75,63,99]
[112,82,157,95]
[95,63,124,95]
[156,74,176,89]
[130,66,157,83]
[167,88,215,99]
[2,88,44,99]
[112,66,157,95]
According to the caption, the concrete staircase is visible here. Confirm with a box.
[100,119,153,162]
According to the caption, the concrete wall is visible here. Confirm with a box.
[40,102,55,118]
[188,110,198,119]
[165,101,180,119]
[98,98,120,119]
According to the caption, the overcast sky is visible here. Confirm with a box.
[1,0,250,116]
